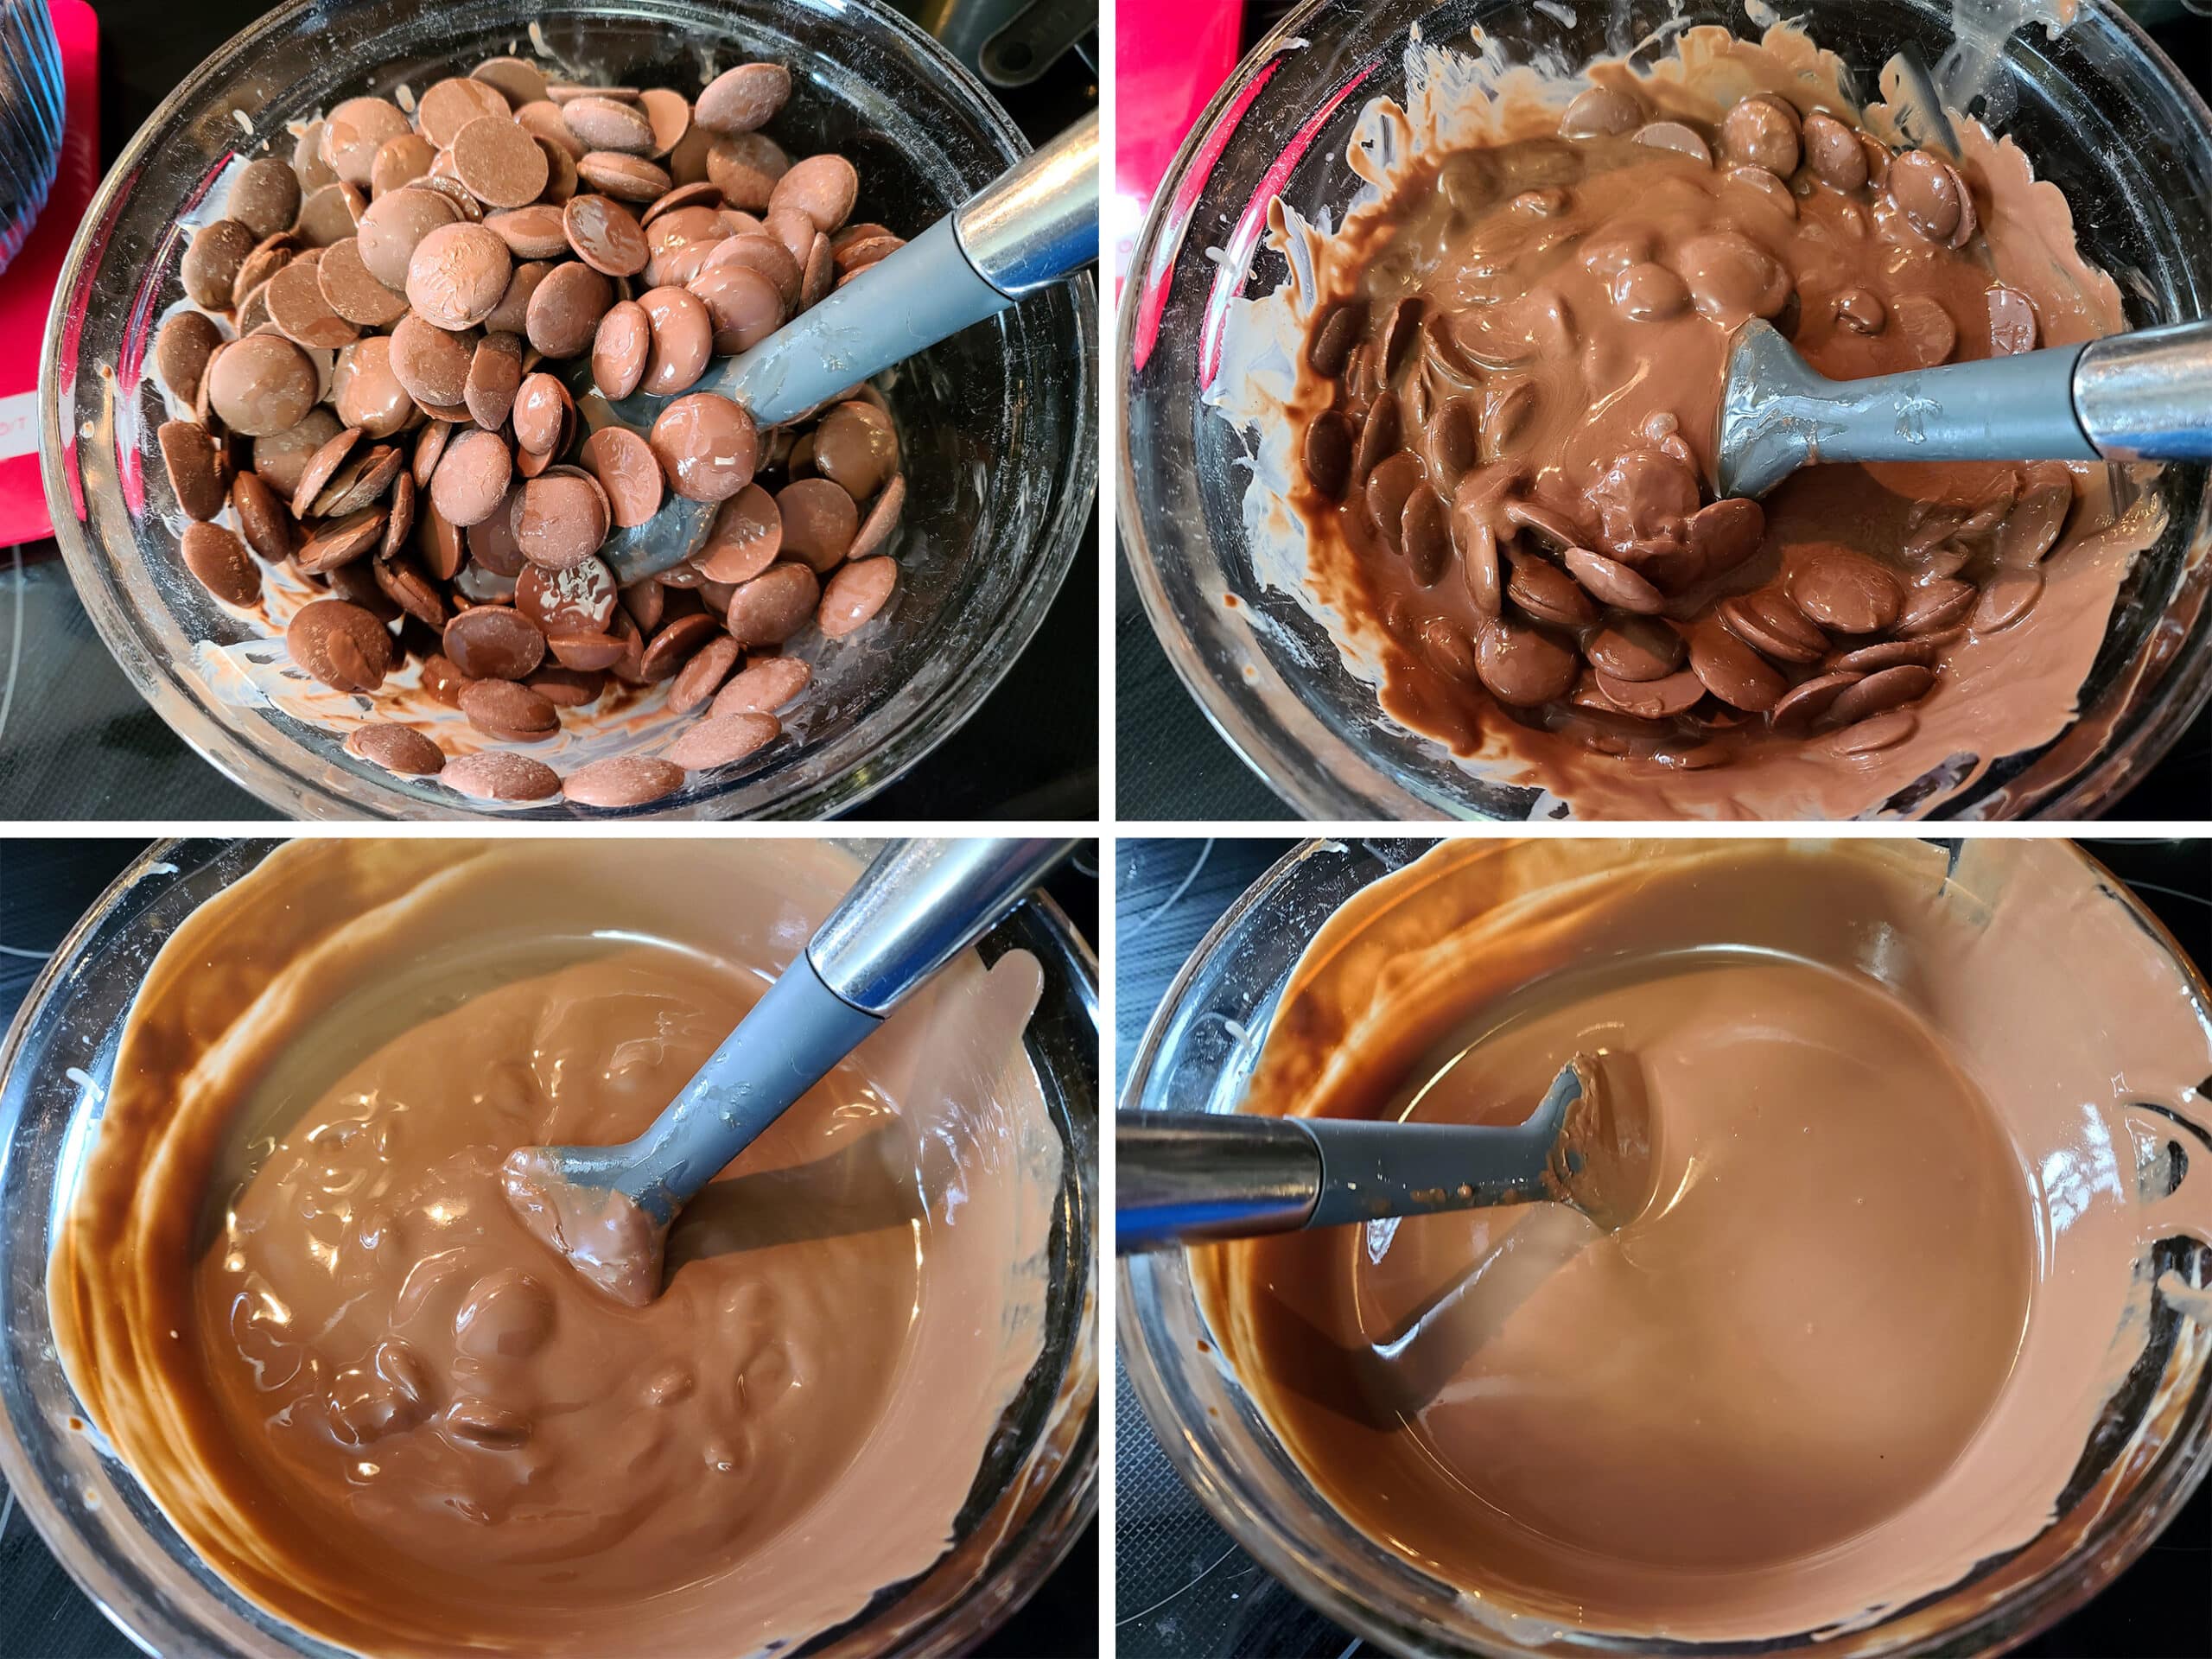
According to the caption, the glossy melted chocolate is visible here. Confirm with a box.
[1198,839,2212,1641]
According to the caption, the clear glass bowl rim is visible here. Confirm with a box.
[1115,835,2212,1659]
[41,0,1098,822]
[0,836,1100,1658]
[1113,0,2212,822]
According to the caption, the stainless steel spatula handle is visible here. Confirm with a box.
[808,837,1082,1014]
[950,105,1101,297]
[2074,319,2212,461]
[1116,1115,1326,1249]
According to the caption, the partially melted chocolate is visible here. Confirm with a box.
[48,841,1063,1657]
[1268,25,2151,817]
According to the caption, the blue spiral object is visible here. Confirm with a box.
[0,1,63,275]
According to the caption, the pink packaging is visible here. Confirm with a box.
[1112,0,1242,290]
[2,0,98,550]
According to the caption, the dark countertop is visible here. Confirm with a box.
[1116,9,2212,825]
[1113,835,2212,1659]
[0,836,1101,1657]
[0,0,1098,823]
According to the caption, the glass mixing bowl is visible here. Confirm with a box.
[1118,0,2212,819]
[43,0,1096,820]
[1118,837,2212,1657]
[0,838,1098,1657]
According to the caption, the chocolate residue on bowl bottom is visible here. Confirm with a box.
[1240,22,2164,819]
[1195,839,2212,1643]
[46,841,1062,1656]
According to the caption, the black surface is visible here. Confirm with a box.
[0,0,1098,823]
[0,836,1101,1659]
[1113,835,2212,1659]
[1116,10,2212,825]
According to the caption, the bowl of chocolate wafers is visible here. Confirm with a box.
[44,0,1095,817]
